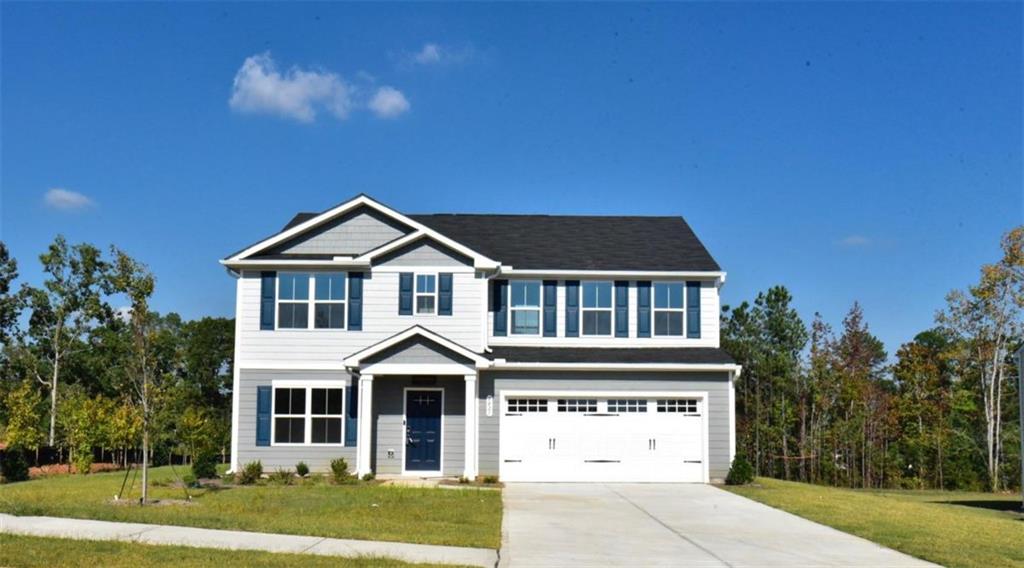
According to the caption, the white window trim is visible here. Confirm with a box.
[581,280,614,337]
[415,273,439,316]
[275,272,348,331]
[652,281,686,337]
[270,381,346,447]
[509,280,543,336]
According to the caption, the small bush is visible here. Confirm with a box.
[236,460,263,485]
[72,449,94,475]
[295,461,309,477]
[482,475,499,484]
[0,448,30,483]
[361,472,375,482]
[269,468,294,485]
[458,476,470,484]
[725,454,754,485]
[181,471,199,488]
[191,450,218,480]
[330,458,352,484]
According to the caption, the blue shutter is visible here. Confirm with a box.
[259,272,276,330]
[345,381,358,447]
[615,281,629,338]
[348,273,363,330]
[686,281,701,338]
[543,280,557,337]
[492,280,508,336]
[439,273,453,316]
[565,280,580,337]
[637,281,651,338]
[398,272,413,315]
[256,386,271,446]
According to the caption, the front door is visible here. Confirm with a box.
[405,389,443,472]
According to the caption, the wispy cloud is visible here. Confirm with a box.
[44,188,94,211]
[837,235,871,247]
[405,42,477,67]
[229,52,353,122]
[369,87,411,119]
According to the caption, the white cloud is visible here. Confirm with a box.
[44,188,94,211]
[837,235,871,247]
[406,42,476,67]
[229,52,353,122]
[368,86,411,118]
[413,43,443,65]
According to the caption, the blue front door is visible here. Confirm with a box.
[405,389,442,471]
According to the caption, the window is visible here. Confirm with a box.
[273,385,345,445]
[656,399,699,414]
[608,399,648,413]
[582,281,613,336]
[277,272,310,329]
[416,274,437,314]
[510,281,541,335]
[653,283,685,336]
[314,273,346,329]
[557,399,597,412]
[507,398,548,413]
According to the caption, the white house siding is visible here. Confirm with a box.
[268,207,410,256]
[476,370,733,481]
[486,279,720,348]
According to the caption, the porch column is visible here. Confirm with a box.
[464,373,479,479]
[356,374,374,476]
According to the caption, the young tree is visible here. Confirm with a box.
[0,242,24,346]
[2,380,46,451]
[24,236,108,446]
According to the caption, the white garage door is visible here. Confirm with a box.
[499,393,707,482]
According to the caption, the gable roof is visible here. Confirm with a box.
[343,325,490,369]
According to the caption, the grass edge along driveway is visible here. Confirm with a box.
[725,477,1023,568]
[0,466,501,549]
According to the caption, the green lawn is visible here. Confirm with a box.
[0,466,501,549]
[0,534,460,567]
[726,477,1024,568]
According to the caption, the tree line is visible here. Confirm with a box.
[0,236,232,500]
[724,227,1023,492]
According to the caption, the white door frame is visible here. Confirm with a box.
[401,386,445,477]
[498,389,710,483]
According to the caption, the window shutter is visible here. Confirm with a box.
[543,280,557,337]
[439,273,453,316]
[637,281,651,338]
[348,272,363,330]
[398,272,413,315]
[686,281,701,338]
[256,386,271,446]
[345,381,358,447]
[615,281,629,338]
[260,272,276,330]
[565,280,580,337]
[492,279,508,336]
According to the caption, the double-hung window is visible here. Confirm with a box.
[277,273,310,329]
[314,273,346,329]
[510,281,541,335]
[581,281,613,336]
[273,384,345,445]
[653,282,685,336]
[416,274,437,314]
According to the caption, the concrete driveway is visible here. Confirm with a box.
[501,484,936,567]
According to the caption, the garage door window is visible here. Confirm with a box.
[656,399,699,414]
[608,399,648,413]
[507,398,548,413]
[557,399,597,412]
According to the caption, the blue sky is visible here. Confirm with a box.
[2,3,1021,355]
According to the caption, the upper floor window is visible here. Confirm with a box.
[510,280,541,335]
[582,281,613,336]
[416,274,437,314]
[277,272,346,329]
[653,282,684,336]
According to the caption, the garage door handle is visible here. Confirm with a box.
[584,413,617,417]
[684,460,702,464]
[504,459,522,463]
[584,460,621,463]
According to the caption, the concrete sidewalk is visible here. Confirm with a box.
[0,513,498,567]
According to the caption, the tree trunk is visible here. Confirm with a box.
[48,355,59,447]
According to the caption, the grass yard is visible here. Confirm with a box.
[0,466,502,549]
[0,534,462,567]
[726,477,1024,568]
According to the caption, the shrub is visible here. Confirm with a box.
[72,448,94,475]
[0,448,30,483]
[725,454,754,485]
[361,472,375,482]
[191,450,218,480]
[482,475,499,484]
[330,458,351,484]
[458,476,470,484]
[181,471,199,488]
[295,461,309,477]
[236,460,263,485]
[269,468,294,485]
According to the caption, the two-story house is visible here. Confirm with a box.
[222,194,740,483]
